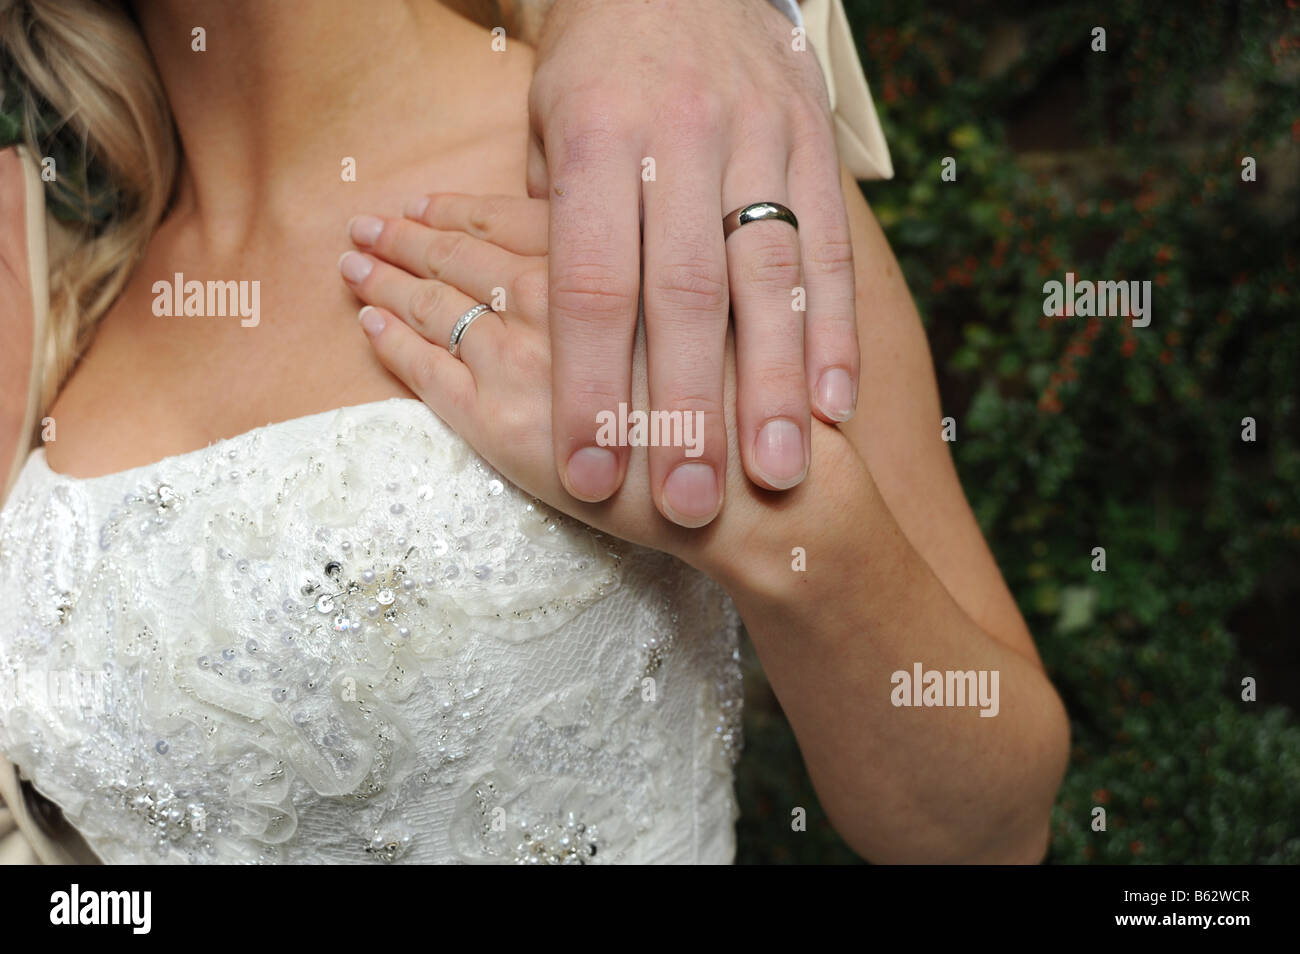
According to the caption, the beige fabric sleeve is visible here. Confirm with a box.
[801,0,894,180]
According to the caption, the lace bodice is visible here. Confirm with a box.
[0,399,742,863]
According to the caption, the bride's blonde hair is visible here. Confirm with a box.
[1,0,512,414]
[2,0,175,412]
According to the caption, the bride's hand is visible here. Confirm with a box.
[338,193,864,582]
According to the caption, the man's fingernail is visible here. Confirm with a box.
[816,368,856,422]
[348,214,385,246]
[339,250,374,283]
[565,446,619,500]
[754,419,807,489]
[358,306,386,336]
[662,462,721,528]
[404,196,431,219]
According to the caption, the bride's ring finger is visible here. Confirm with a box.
[339,250,504,366]
[349,215,522,314]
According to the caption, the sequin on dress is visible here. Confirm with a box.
[0,398,742,863]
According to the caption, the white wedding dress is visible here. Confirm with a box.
[0,398,743,863]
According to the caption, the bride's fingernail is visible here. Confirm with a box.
[358,306,386,336]
[339,251,373,283]
[815,367,856,422]
[404,196,430,219]
[347,214,384,246]
[662,462,721,528]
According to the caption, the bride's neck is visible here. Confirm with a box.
[135,0,520,250]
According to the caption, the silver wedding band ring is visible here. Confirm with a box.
[722,201,799,239]
[448,303,491,358]
[449,206,793,356]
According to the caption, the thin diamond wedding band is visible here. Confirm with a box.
[448,303,491,358]
[722,201,799,239]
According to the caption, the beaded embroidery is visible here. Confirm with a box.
[0,399,742,863]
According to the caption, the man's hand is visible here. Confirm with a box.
[341,193,860,578]
[526,0,859,527]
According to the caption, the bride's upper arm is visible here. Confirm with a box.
[0,146,36,500]
[836,166,1043,666]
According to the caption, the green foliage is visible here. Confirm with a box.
[737,0,1300,864]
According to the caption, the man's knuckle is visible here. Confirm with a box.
[816,308,860,343]
[755,364,808,395]
[652,386,722,417]
[734,101,787,148]
[743,238,802,287]
[652,261,728,314]
[788,108,836,163]
[550,265,638,320]
[658,85,724,138]
[794,82,833,123]
[806,236,855,275]
[530,58,575,102]
[552,101,627,169]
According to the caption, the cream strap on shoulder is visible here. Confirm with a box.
[2,146,49,503]
[800,0,894,181]
[740,0,896,181]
